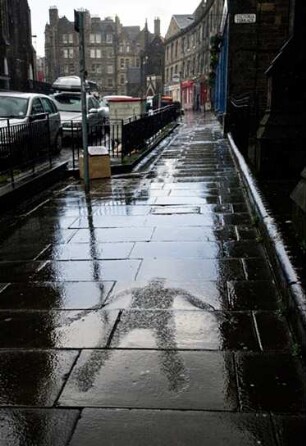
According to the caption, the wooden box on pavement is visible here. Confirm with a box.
[79,146,111,179]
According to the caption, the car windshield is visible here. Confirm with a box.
[0,96,29,118]
[52,94,82,112]
[99,99,108,107]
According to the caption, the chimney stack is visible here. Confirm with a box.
[154,17,160,36]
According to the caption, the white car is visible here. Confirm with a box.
[0,91,62,157]
[50,91,105,138]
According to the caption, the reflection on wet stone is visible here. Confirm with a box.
[59,350,238,410]
[69,409,276,446]
[0,113,304,444]
[0,351,78,406]
[226,280,280,310]
[0,310,119,348]
[110,309,259,351]
[236,353,306,412]
[0,281,114,310]
[0,408,79,446]
[104,279,216,311]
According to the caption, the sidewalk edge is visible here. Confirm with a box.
[227,132,306,357]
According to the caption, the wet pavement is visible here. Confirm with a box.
[0,112,306,445]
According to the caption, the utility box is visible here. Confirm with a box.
[107,97,144,149]
[79,146,111,179]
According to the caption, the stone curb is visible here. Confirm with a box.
[0,161,69,210]
[228,132,306,356]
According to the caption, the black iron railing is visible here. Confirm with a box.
[68,105,179,167]
[0,115,56,186]
[121,105,178,160]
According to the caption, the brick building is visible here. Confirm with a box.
[0,0,36,91]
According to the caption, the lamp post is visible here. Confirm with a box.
[74,9,89,192]
[140,52,148,113]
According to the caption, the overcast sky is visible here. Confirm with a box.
[28,0,201,56]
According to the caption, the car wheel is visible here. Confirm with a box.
[53,132,62,154]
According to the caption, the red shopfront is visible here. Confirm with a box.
[181,80,194,110]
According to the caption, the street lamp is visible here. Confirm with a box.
[140,52,148,113]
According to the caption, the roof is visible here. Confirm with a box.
[173,14,195,29]
[0,91,48,98]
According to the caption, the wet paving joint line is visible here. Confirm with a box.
[35,260,50,273]
[106,310,123,348]
[234,226,240,241]
[241,259,249,280]
[33,244,52,261]
[66,408,83,446]
[21,198,51,218]
[251,311,264,352]
[54,349,82,408]
[270,413,287,446]
[134,258,144,280]
[232,352,243,412]
[0,283,10,294]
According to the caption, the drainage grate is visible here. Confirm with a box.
[150,206,201,215]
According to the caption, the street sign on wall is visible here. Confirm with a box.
[234,14,256,24]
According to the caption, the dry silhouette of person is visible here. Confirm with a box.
[73,278,215,394]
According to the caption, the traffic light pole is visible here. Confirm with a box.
[75,10,90,192]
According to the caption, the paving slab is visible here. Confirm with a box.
[0,408,79,446]
[103,279,227,310]
[58,350,238,410]
[0,113,305,445]
[109,309,259,351]
[69,409,276,446]
[235,352,306,412]
[0,281,114,310]
[0,350,78,406]
[0,310,119,348]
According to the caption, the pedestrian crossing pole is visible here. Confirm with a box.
[74,10,90,193]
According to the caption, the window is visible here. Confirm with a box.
[88,98,96,110]
[120,75,125,85]
[64,65,69,74]
[120,58,124,68]
[69,34,74,43]
[90,33,101,43]
[107,78,113,87]
[106,33,113,43]
[63,48,74,59]
[31,98,44,115]
[107,65,114,74]
[62,34,68,44]
[90,49,101,58]
[41,97,57,114]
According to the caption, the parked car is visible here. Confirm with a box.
[52,75,99,95]
[0,92,62,161]
[50,91,105,138]
[98,98,110,131]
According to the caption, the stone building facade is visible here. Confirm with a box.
[164,0,224,110]
[0,0,36,91]
[45,7,164,98]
